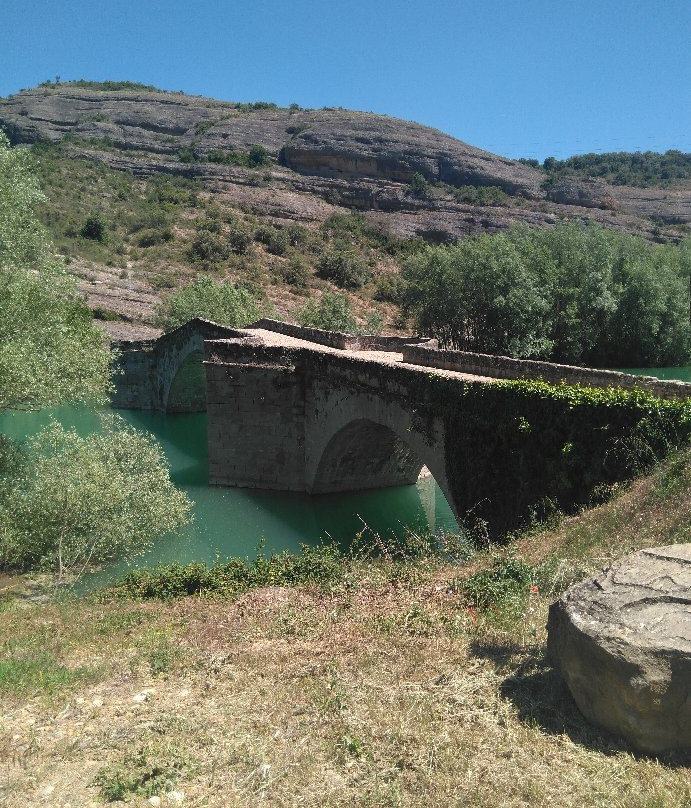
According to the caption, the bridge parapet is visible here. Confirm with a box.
[247,318,436,352]
[402,345,691,401]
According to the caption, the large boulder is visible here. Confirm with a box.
[547,544,691,756]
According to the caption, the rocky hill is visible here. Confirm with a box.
[1,83,689,337]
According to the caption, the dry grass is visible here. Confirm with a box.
[1,451,690,807]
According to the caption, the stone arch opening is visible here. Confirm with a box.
[310,418,425,494]
[165,350,206,413]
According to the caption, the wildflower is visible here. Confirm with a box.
[530,585,539,593]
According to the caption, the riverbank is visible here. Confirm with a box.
[1,449,689,807]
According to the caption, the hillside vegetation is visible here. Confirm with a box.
[2,83,690,357]
[527,150,691,189]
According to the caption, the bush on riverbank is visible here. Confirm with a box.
[0,417,191,579]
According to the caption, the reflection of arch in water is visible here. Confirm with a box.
[166,351,206,413]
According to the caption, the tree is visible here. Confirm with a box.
[402,234,551,357]
[317,244,369,289]
[154,275,261,331]
[80,212,108,243]
[248,144,271,167]
[0,418,191,579]
[296,292,357,332]
[408,172,429,197]
[0,132,191,576]
[0,131,111,410]
[401,222,690,366]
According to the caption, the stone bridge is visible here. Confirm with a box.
[113,318,691,535]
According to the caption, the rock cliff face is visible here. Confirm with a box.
[1,85,688,243]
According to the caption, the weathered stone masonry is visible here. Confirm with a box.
[203,336,453,502]
[111,318,691,532]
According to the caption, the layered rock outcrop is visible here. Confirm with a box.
[0,85,688,242]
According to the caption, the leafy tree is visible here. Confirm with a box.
[402,234,551,357]
[248,144,271,167]
[408,172,430,197]
[0,418,191,579]
[154,275,261,331]
[280,253,310,288]
[540,150,690,189]
[80,212,108,243]
[0,132,191,577]
[296,292,358,332]
[254,224,289,255]
[0,131,50,271]
[401,222,691,366]
[317,244,369,289]
[0,132,111,410]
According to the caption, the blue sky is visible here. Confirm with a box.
[2,0,689,161]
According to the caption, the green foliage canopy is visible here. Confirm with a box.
[540,150,690,188]
[317,244,369,289]
[402,222,691,366]
[0,418,191,577]
[0,131,111,410]
[154,275,261,331]
[296,292,357,332]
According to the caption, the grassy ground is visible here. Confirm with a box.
[0,450,689,807]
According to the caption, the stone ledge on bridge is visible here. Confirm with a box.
[401,345,691,401]
[246,318,436,352]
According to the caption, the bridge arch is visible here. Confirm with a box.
[150,319,240,412]
[310,418,423,493]
[304,390,453,511]
[165,349,206,412]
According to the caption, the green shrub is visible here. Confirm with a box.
[296,292,357,332]
[317,245,369,289]
[154,275,261,331]
[280,254,311,288]
[254,224,289,255]
[177,147,197,163]
[286,123,309,136]
[374,272,405,303]
[207,149,250,167]
[248,144,271,167]
[408,172,430,197]
[136,227,173,247]
[453,185,509,206]
[79,212,108,243]
[455,554,536,613]
[227,222,252,254]
[94,744,193,802]
[0,417,191,577]
[187,229,229,267]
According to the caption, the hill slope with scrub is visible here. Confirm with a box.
[1,81,689,339]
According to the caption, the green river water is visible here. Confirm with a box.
[0,406,458,582]
[1,365,687,583]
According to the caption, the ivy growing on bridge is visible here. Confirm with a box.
[411,376,691,537]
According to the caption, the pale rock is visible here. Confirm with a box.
[548,544,691,755]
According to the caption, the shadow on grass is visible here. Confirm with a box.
[469,638,689,768]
